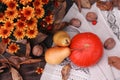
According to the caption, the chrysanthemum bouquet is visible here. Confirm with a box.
[0,0,54,54]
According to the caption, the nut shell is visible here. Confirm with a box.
[86,12,97,22]
[70,18,81,28]
[104,38,116,50]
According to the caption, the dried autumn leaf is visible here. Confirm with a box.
[108,56,120,70]
[0,58,8,63]
[112,0,118,6]
[32,32,48,45]
[52,22,69,33]
[0,69,4,73]
[10,67,23,80]
[0,42,7,54]
[97,1,113,11]
[81,0,91,8]
[53,1,66,24]
[8,56,26,69]
[61,64,71,80]
[25,42,31,57]
[0,65,7,73]
[56,0,65,2]
[8,56,28,69]
[89,0,99,5]
[74,0,82,12]
[118,0,120,10]
[20,59,41,65]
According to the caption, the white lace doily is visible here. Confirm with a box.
[40,3,120,80]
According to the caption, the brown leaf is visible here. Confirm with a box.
[0,65,7,73]
[118,0,120,10]
[52,22,69,33]
[20,59,41,65]
[10,67,23,80]
[53,1,66,24]
[0,58,8,63]
[16,39,28,45]
[81,0,91,8]
[61,64,71,80]
[89,0,99,5]
[0,70,4,73]
[25,42,31,57]
[75,0,82,12]
[108,56,120,70]
[97,1,113,11]
[33,32,48,45]
[8,56,28,69]
[112,0,118,6]
[56,0,65,2]
[0,42,7,54]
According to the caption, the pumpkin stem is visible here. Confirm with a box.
[84,44,90,48]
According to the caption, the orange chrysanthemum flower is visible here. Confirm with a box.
[0,27,11,38]
[13,29,25,40]
[20,0,32,5]
[19,14,27,21]
[4,20,14,31]
[7,42,20,54]
[27,18,37,29]
[41,0,49,5]
[44,15,53,24]
[5,9,18,20]
[2,38,11,44]
[0,13,5,22]
[26,28,38,39]
[35,67,43,74]
[1,0,8,4]
[35,7,45,19]
[6,0,17,10]
[16,20,26,30]
[21,6,34,20]
[33,0,43,8]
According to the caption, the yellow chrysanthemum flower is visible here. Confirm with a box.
[0,27,11,38]
[41,0,49,5]
[6,0,17,10]
[7,42,20,54]
[13,29,25,40]
[4,20,14,31]
[35,7,45,19]
[44,15,54,24]
[21,6,35,20]
[27,18,38,29]
[33,0,43,8]
[5,9,18,20]
[20,0,32,5]
[16,20,26,30]
[2,38,11,44]
[0,13,5,22]
[26,28,38,39]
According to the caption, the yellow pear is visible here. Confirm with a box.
[53,30,71,47]
[45,46,71,65]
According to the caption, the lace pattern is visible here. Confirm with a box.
[107,10,120,40]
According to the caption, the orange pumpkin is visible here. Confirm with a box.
[69,32,103,67]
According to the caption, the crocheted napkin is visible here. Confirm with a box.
[40,3,120,80]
